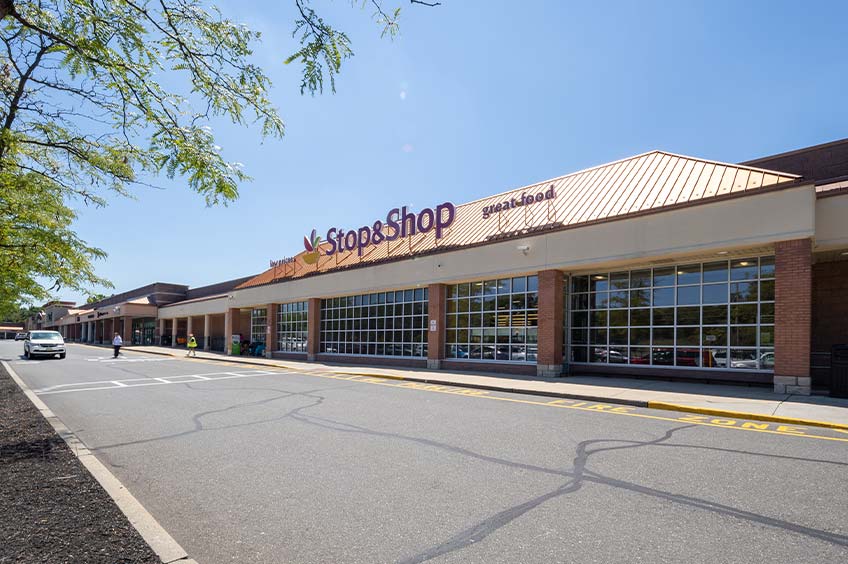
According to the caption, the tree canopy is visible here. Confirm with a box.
[0,0,436,317]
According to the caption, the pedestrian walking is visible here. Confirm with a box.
[112,332,123,358]
[186,333,198,357]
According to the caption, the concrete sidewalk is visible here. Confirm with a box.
[85,343,848,429]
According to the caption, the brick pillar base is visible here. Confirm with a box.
[537,270,565,377]
[774,239,812,395]
[307,298,321,361]
[427,284,446,370]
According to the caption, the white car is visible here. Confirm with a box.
[24,331,66,359]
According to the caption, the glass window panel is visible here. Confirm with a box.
[629,347,650,364]
[526,293,539,309]
[571,329,588,345]
[526,328,538,343]
[590,292,609,309]
[609,309,628,327]
[631,270,652,288]
[652,308,675,326]
[702,326,727,347]
[590,328,608,344]
[760,326,774,347]
[497,295,511,311]
[572,311,588,327]
[730,282,757,302]
[676,326,700,346]
[571,347,588,362]
[676,307,698,326]
[630,289,651,308]
[703,283,728,304]
[590,274,609,292]
[608,347,628,363]
[702,305,727,325]
[610,272,629,290]
[731,258,759,281]
[630,308,650,326]
[760,280,775,302]
[482,345,496,360]
[703,261,729,282]
[511,294,526,310]
[571,276,589,293]
[469,283,483,297]
[483,295,497,311]
[653,267,675,287]
[677,264,701,285]
[677,286,700,305]
[676,348,702,367]
[760,256,775,278]
[759,348,775,370]
[512,277,527,292]
[484,280,498,295]
[729,348,758,369]
[590,347,607,362]
[609,328,628,346]
[652,348,674,365]
[652,327,674,346]
[630,328,650,346]
[653,288,674,306]
[571,294,588,310]
[730,303,757,325]
[760,303,774,324]
[609,291,629,309]
[510,345,527,361]
[590,310,608,327]
[730,326,757,347]
[497,278,511,294]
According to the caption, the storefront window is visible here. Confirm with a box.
[250,308,267,344]
[569,256,775,370]
[446,275,538,362]
[277,302,308,352]
[319,288,428,357]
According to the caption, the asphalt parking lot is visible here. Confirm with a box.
[3,341,847,564]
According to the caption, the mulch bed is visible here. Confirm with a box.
[0,363,160,563]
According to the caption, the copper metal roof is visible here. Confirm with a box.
[239,151,799,289]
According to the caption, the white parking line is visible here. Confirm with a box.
[33,369,282,395]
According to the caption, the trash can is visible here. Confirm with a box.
[231,342,241,356]
[831,345,848,398]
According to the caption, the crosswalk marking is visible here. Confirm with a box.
[33,369,282,395]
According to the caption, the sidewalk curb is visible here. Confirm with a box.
[647,401,848,431]
[1,360,197,564]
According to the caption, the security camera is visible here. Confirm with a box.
[517,244,530,255]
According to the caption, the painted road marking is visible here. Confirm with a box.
[28,355,848,443]
[85,356,174,363]
[33,370,279,395]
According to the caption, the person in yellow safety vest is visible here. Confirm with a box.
[186,333,198,357]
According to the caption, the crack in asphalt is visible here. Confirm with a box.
[282,413,848,561]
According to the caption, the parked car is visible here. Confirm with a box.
[14,332,27,341]
[24,331,66,359]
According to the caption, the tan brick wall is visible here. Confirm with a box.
[537,270,564,372]
[774,239,812,392]
[427,284,446,366]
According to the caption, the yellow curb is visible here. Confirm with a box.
[647,401,848,431]
[332,371,409,382]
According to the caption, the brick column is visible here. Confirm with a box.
[203,314,211,351]
[265,304,277,358]
[158,318,165,345]
[537,270,565,377]
[774,239,812,395]
[122,317,133,345]
[186,316,193,344]
[306,298,321,361]
[171,318,178,348]
[225,308,235,355]
[427,284,446,369]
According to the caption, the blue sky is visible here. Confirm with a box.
[66,0,848,303]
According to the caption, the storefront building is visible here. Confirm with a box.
[49,139,848,395]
